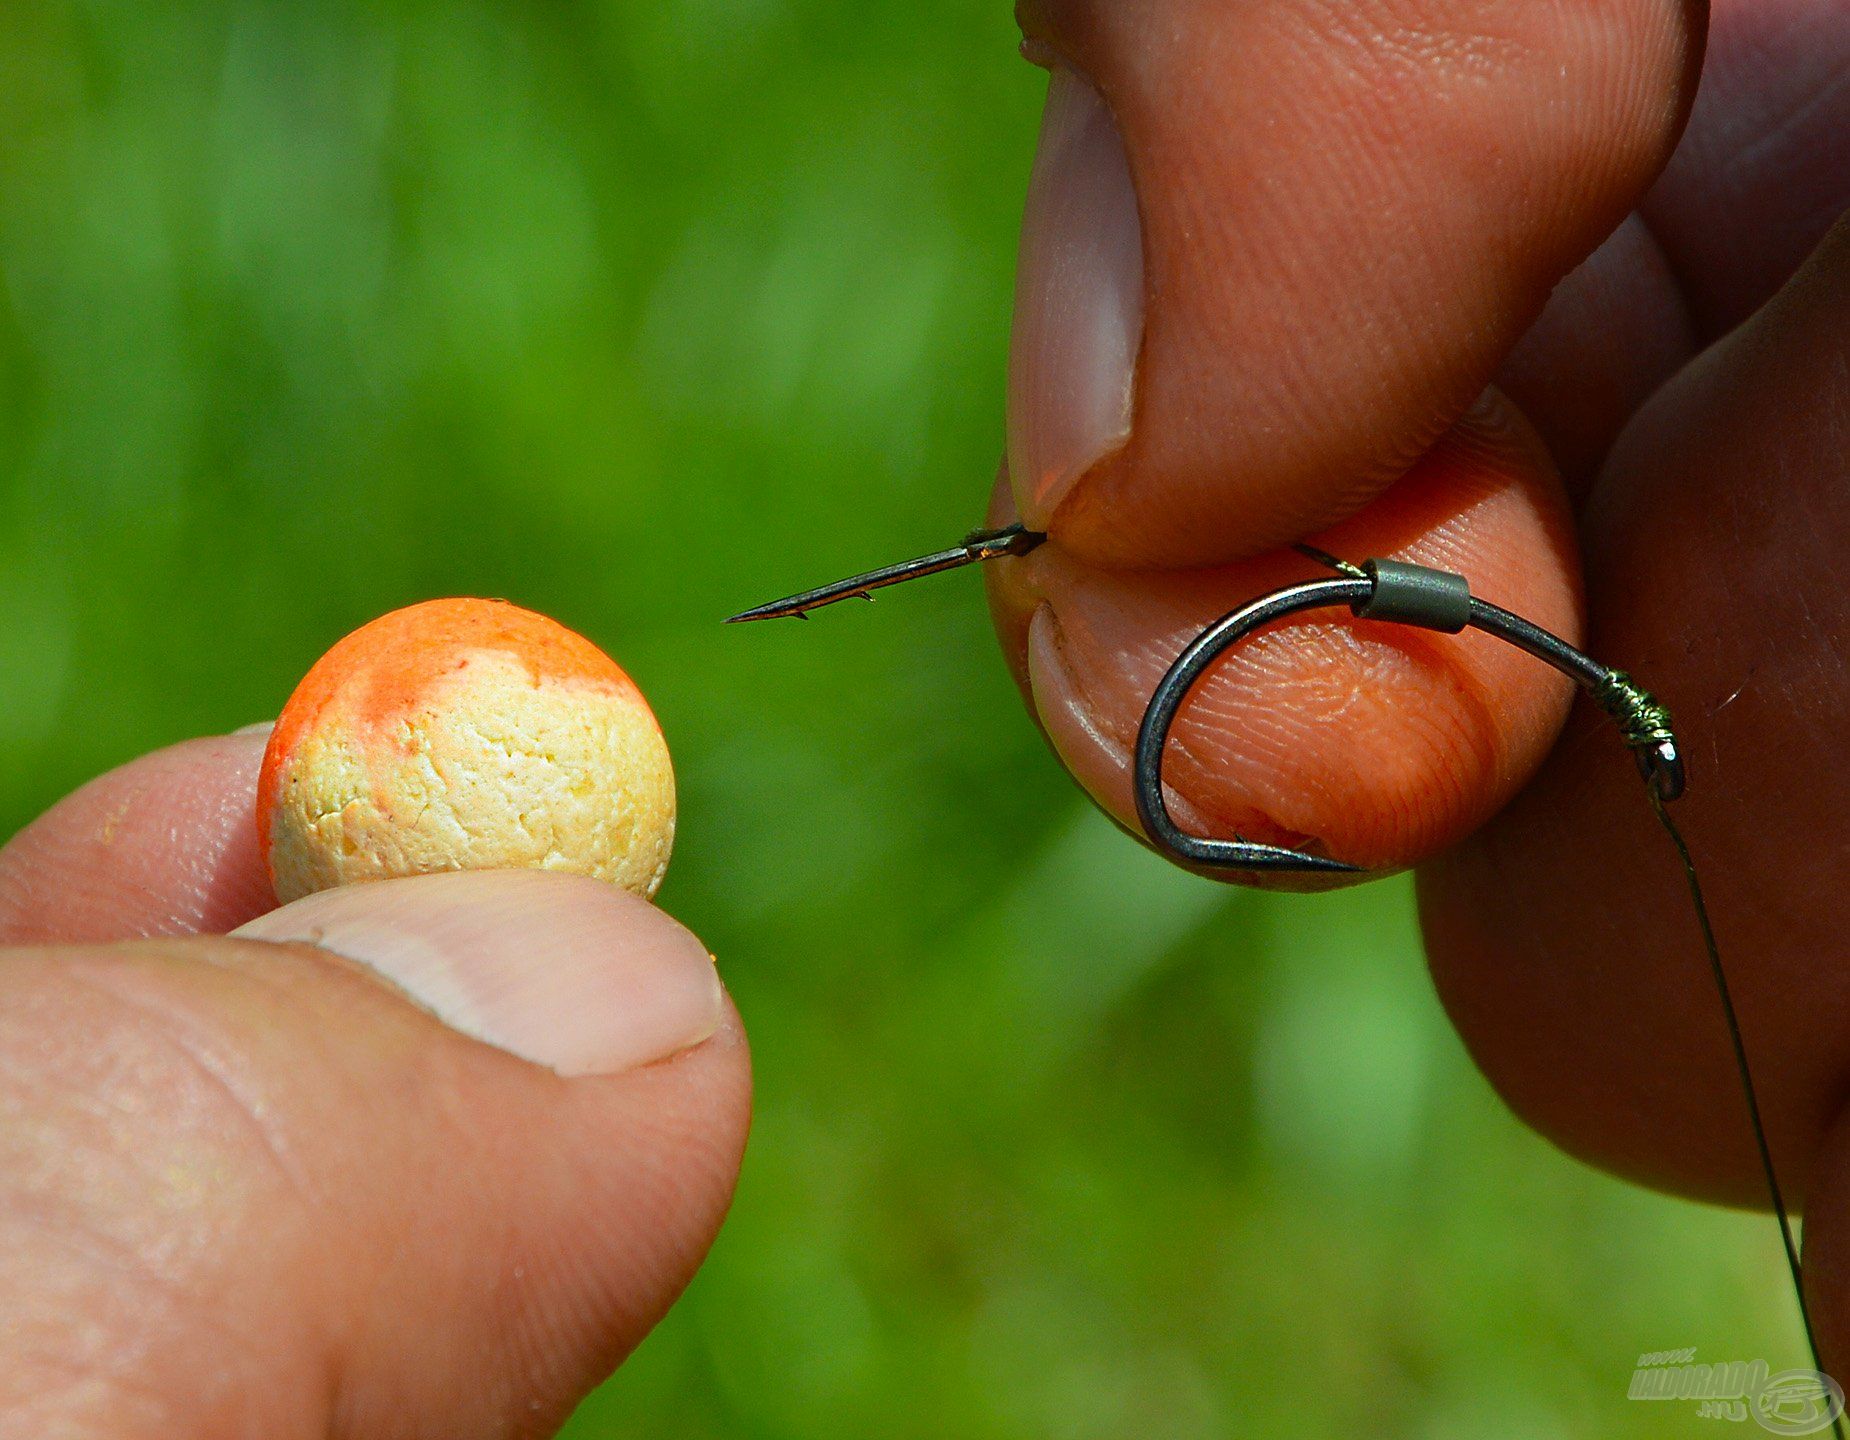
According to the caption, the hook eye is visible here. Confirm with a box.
[1641,739,1686,802]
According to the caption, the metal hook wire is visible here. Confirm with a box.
[1132,557,1684,874]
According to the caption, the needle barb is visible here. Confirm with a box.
[726,523,1046,623]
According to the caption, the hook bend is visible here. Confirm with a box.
[1132,561,1684,876]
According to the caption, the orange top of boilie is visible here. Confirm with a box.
[258,598,675,903]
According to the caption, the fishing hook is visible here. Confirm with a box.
[1133,548,1682,873]
[730,522,1837,1427]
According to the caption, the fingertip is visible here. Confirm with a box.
[1006,0,1702,567]
[16,879,751,1435]
[991,407,1583,876]
[235,869,725,1079]
[0,731,275,944]
[199,874,747,1425]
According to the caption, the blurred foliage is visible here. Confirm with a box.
[0,1,1806,1435]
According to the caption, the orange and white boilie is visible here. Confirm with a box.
[257,598,675,904]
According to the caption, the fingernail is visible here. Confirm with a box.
[234,870,723,1077]
[230,721,275,737]
[1008,64,1145,529]
[1025,603,1135,823]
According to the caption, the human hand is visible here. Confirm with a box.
[0,730,749,1437]
[984,0,1850,1345]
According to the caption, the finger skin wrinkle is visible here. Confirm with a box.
[1720,65,1850,183]
[1497,210,1697,490]
[0,972,319,1437]
[0,899,751,1439]
[0,1207,295,1440]
[50,959,320,1209]
[1506,0,1850,480]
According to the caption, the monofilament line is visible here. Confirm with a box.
[1649,788,1844,1440]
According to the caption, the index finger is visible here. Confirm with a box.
[0,732,276,944]
[1009,0,1704,567]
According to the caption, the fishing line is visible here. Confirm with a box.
[1650,787,1833,1418]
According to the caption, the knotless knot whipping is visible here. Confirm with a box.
[1593,670,1676,752]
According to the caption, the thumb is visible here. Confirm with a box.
[0,869,749,1439]
[1008,0,1699,567]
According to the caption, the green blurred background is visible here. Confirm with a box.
[0,2,1805,1435]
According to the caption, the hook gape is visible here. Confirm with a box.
[1132,552,1685,875]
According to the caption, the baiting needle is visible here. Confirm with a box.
[726,523,1046,624]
